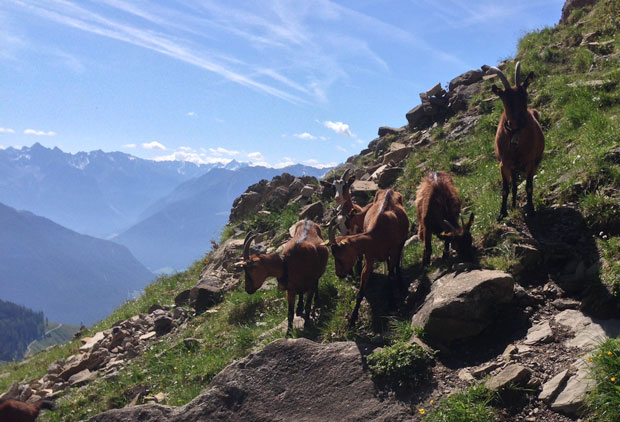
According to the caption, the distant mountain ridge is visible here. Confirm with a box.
[0,202,154,324]
[0,143,218,238]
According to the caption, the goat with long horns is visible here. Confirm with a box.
[487,61,545,220]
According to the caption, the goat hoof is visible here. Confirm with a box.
[497,212,507,222]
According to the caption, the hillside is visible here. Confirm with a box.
[1,1,620,421]
[114,164,328,272]
[0,299,45,362]
[0,203,154,325]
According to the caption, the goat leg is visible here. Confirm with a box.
[296,293,304,316]
[525,172,536,216]
[304,290,313,323]
[511,170,518,209]
[442,240,450,260]
[498,164,511,221]
[422,234,432,267]
[286,290,296,335]
[349,259,371,327]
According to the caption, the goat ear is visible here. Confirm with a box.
[491,84,503,97]
[522,72,535,89]
[465,213,475,231]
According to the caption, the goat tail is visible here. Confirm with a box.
[35,400,55,412]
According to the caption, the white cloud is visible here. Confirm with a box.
[122,143,137,148]
[24,129,56,136]
[142,141,166,150]
[336,145,347,153]
[0,128,16,134]
[323,121,352,137]
[187,111,196,117]
[153,151,231,165]
[274,160,296,168]
[209,147,239,156]
[179,146,194,152]
[247,151,264,161]
[304,159,337,169]
[293,132,317,140]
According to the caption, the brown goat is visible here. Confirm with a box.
[235,219,328,334]
[328,189,409,326]
[487,61,545,220]
[415,171,474,267]
[321,169,364,235]
[0,398,54,422]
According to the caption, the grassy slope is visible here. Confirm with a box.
[1,2,619,421]
[25,322,80,357]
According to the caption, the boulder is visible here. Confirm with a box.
[560,0,597,24]
[539,369,570,403]
[449,70,484,91]
[174,290,191,307]
[554,309,620,351]
[485,364,532,391]
[406,104,431,129]
[522,321,553,345]
[411,270,514,344]
[264,186,290,209]
[351,180,379,195]
[69,369,97,386]
[377,126,405,137]
[382,147,412,165]
[229,191,261,221]
[154,315,174,335]
[288,178,305,196]
[189,280,223,314]
[299,201,324,221]
[87,339,412,422]
[376,167,404,188]
[550,366,593,416]
[300,185,315,198]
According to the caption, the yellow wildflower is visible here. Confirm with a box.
[608,351,613,356]
[418,408,426,415]
[587,357,593,362]
[612,377,616,382]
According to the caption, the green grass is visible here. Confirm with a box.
[423,384,496,422]
[366,341,435,388]
[586,337,620,422]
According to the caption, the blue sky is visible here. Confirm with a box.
[1,0,563,168]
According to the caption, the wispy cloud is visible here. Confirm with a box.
[293,132,317,140]
[187,111,196,117]
[323,121,352,137]
[0,128,16,134]
[209,147,239,156]
[247,151,264,161]
[142,141,166,150]
[24,129,56,136]
[153,150,231,165]
[122,143,136,148]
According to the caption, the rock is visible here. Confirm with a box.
[411,270,514,344]
[299,201,324,221]
[351,180,379,195]
[59,350,108,381]
[554,309,620,352]
[485,364,532,391]
[424,82,443,98]
[523,321,554,345]
[87,339,412,422]
[515,244,541,269]
[80,331,106,352]
[229,191,261,221]
[300,185,314,198]
[154,315,174,335]
[0,381,20,400]
[288,178,305,196]
[139,332,157,341]
[189,280,223,314]
[174,290,191,307]
[377,126,404,137]
[550,366,593,416]
[471,361,502,378]
[552,298,580,310]
[539,369,570,403]
[448,82,482,112]
[264,186,290,209]
[449,70,484,91]
[382,147,412,165]
[406,104,432,129]
[457,369,475,383]
[69,369,97,386]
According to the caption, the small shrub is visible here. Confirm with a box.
[586,337,620,422]
[366,341,434,387]
[423,384,496,422]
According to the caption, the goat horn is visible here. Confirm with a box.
[515,61,521,86]
[328,218,338,244]
[243,233,257,260]
[341,168,351,182]
[487,66,511,90]
[443,219,458,235]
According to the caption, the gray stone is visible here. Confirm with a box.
[449,70,484,91]
[174,290,191,307]
[523,321,554,345]
[551,366,593,416]
[485,364,532,391]
[552,298,580,310]
[382,147,412,165]
[377,167,404,188]
[515,244,541,269]
[300,185,315,198]
[351,180,379,194]
[299,201,324,221]
[154,315,173,335]
[554,309,620,352]
[377,126,405,137]
[87,339,413,422]
[189,280,223,314]
[69,369,98,386]
[229,191,261,221]
[411,270,514,344]
[539,369,570,403]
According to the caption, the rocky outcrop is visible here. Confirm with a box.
[411,270,514,344]
[560,0,597,24]
[229,173,318,221]
[88,339,413,422]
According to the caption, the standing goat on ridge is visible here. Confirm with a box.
[0,398,55,422]
[328,189,409,327]
[235,219,328,334]
[487,61,545,220]
[415,171,474,267]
